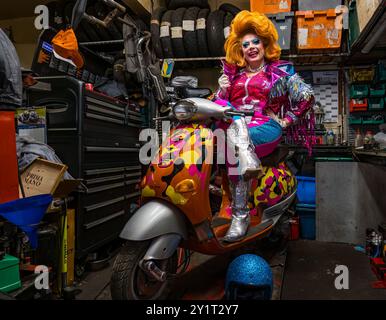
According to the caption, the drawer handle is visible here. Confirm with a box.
[84,196,125,212]
[87,182,125,194]
[85,146,140,152]
[83,210,126,230]
[44,101,70,113]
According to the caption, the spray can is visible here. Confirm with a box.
[366,228,375,257]
[289,217,300,240]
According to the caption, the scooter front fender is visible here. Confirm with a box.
[119,199,188,241]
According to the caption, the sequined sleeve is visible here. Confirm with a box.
[284,73,315,125]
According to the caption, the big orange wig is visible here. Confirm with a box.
[225,10,281,67]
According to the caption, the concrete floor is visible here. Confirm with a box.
[74,240,386,300]
[282,240,386,300]
[74,239,287,300]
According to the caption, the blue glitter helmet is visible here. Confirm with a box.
[225,254,273,300]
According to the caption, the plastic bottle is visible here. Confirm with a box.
[364,130,374,145]
[327,130,335,145]
[354,129,363,148]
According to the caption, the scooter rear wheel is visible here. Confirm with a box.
[110,241,178,300]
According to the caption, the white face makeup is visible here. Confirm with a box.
[241,33,265,68]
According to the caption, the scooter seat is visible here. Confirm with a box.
[260,145,289,167]
[180,87,212,99]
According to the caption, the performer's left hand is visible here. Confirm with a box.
[266,110,290,128]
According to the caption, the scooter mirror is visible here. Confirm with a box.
[72,0,88,30]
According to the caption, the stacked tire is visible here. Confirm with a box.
[151,3,241,59]
[46,1,125,43]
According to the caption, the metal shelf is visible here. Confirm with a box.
[79,40,124,46]
[350,109,386,114]
[162,53,349,62]
[79,40,124,54]
[347,0,386,64]
[162,57,225,62]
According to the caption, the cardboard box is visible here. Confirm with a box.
[53,179,82,198]
[46,179,82,213]
[20,158,67,197]
[251,0,292,14]
[356,0,382,32]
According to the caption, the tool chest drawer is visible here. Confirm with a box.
[83,118,140,146]
[83,145,141,168]
[76,208,131,256]
[82,165,141,206]
[28,76,143,259]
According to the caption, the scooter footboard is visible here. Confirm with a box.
[119,199,188,241]
[261,189,297,225]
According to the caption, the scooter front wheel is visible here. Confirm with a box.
[110,241,178,300]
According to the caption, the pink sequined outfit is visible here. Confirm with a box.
[216,60,315,156]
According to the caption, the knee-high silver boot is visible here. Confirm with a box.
[222,178,252,242]
[227,117,262,179]
[223,117,261,243]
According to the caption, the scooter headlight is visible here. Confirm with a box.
[172,100,197,121]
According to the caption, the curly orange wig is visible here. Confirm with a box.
[225,10,281,67]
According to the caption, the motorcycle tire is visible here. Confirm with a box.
[171,7,187,58]
[64,1,100,42]
[110,241,178,300]
[136,18,150,32]
[219,3,241,16]
[66,0,101,43]
[207,10,226,57]
[75,24,92,43]
[46,1,65,31]
[86,6,111,41]
[223,12,233,40]
[151,7,167,59]
[63,1,91,43]
[196,8,210,57]
[167,0,209,10]
[183,6,200,58]
[94,2,122,40]
[160,10,174,58]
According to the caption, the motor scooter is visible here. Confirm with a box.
[111,97,297,300]
[68,0,297,299]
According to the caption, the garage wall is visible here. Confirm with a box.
[316,162,386,244]
[0,17,40,68]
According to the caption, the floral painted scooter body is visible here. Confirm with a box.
[111,98,297,300]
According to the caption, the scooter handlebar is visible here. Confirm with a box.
[224,110,255,117]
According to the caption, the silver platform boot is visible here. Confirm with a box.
[222,178,252,242]
[227,117,262,179]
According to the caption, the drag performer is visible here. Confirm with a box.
[216,11,315,242]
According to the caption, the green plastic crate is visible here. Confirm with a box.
[349,0,360,48]
[350,84,369,98]
[376,61,386,83]
[370,87,386,97]
[0,254,21,293]
[368,98,385,110]
[362,120,384,124]
[349,116,362,124]
[362,116,384,124]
